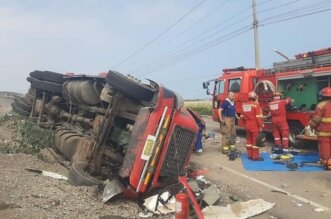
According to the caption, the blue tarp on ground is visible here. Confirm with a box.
[240,152,325,171]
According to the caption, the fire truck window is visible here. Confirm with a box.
[216,80,225,94]
[229,78,241,92]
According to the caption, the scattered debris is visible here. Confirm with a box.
[142,191,176,215]
[295,202,303,207]
[138,211,153,218]
[281,183,289,188]
[25,168,68,180]
[188,180,201,193]
[314,208,325,212]
[229,195,240,202]
[203,184,220,206]
[271,190,287,195]
[102,180,124,202]
[202,199,275,219]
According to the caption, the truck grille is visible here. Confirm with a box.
[160,126,195,178]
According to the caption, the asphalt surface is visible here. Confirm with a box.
[191,116,331,219]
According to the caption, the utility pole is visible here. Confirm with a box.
[252,0,260,70]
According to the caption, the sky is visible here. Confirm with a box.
[0,0,330,99]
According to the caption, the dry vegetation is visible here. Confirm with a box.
[184,99,212,115]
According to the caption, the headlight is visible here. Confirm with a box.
[174,93,184,110]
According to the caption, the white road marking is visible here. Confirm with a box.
[217,164,330,211]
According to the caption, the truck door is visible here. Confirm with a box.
[228,78,242,114]
[212,80,225,121]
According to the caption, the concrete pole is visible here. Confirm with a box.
[253,0,260,70]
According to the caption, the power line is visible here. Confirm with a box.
[151,6,331,83]
[142,26,252,75]
[131,0,309,74]
[122,0,229,72]
[142,5,331,76]
[164,73,219,84]
[260,7,331,26]
[159,0,230,47]
[112,0,207,69]
[127,3,254,73]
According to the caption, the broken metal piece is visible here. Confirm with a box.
[142,191,176,215]
[26,168,68,181]
[202,184,220,206]
[102,179,124,202]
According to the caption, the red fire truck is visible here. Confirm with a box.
[203,47,331,147]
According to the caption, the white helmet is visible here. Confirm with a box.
[248,91,257,99]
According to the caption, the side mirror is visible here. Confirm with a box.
[202,82,209,89]
[206,88,211,95]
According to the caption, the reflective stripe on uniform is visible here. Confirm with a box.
[274,138,280,140]
[256,115,263,118]
[316,131,331,137]
[282,138,288,140]
[321,117,331,123]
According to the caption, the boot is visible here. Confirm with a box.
[251,146,264,161]
[321,159,331,170]
[246,146,252,159]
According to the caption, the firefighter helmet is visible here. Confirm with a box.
[248,91,257,99]
[320,87,331,97]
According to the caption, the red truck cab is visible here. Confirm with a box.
[203,48,331,147]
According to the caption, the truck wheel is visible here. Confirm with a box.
[14,96,32,112]
[30,71,65,84]
[106,71,155,101]
[27,77,63,94]
[11,102,30,117]
[288,121,305,148]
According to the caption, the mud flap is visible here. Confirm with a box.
[102,179,124,202]
[68,161,103,186]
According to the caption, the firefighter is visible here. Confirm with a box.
[241,91,263,160]
[269,92,292,149]
[218,92,239,153]
[309,87,331,170]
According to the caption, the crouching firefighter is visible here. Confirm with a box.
[309,87,331,170]
[269,92,293,149]
[241,91,264,160]
[218,92,238,154]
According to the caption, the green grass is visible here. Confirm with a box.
[184,100,212,115]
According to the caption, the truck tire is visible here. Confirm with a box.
[27,77,63,94]
[68,161,103,186]
[29,70,65,84]
[14,96,32,112]
[288,121,305,148]
[106,71,155,101]
[11,102,30,117]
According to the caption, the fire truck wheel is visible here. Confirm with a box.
[29,70,65,84]
[11,102,30,117]
[68,161,103,186]
[106,70,155,101]
[27,77,63,95]
[288,121,305,148]
[14,96,32,112]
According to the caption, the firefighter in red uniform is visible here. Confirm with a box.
[269,92,292,149]
[309,87,331,170]
[241,91,263,160]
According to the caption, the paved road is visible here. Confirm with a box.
[191,116,331,219]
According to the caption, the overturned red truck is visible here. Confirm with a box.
[203,47,331,147]
[12,70,199,199]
